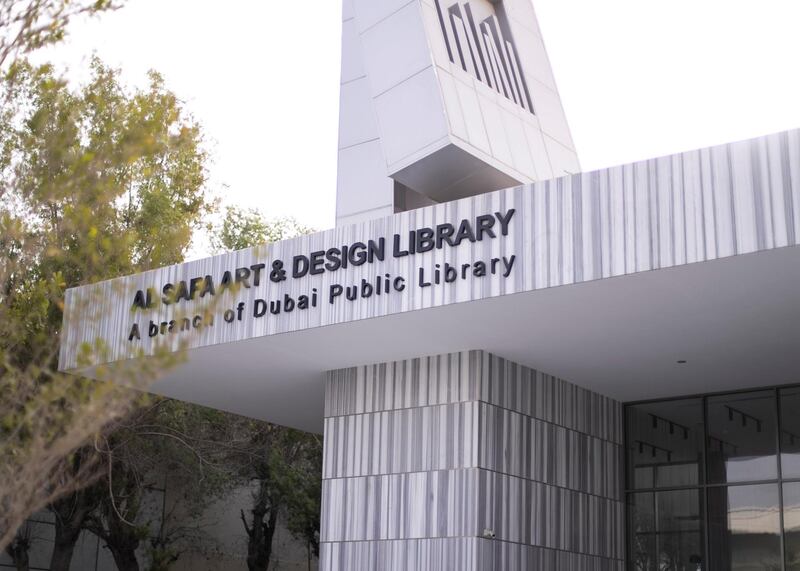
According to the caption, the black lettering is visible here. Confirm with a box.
[435,223,455,248]
[392,234,409,257]
[148,320,158,337]
[189,277,203,300]
[253,299,267,317]
[250,263,266,286]
[200,276,215,297]
[416,228,434,253]
[162,283,175,305]
[219,271,233,293]
[293,255,310,278]
[298,295,309,310]
[453,220,476,245]
[444,263,457,282]
[329,284,343,304]
[192,315,202,328]
[367,238,385,262]
[284,294,295,312]
[235,267,251,288]
[349,242,367,266]
[128,323,141,341]
[394,276,406,291]
[132,290,147,309]
[418,267,431,287]
[360,279,373,298]
[476,215,496,240]
[175,281,190,303]
[502,255,516,277]
[473,261,486,277]
[325,248,342,271]
[495,209,516,236]
[310,250,325,275]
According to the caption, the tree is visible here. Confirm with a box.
[49,480,101,571]
[284,442,322,571]
[4,525,32,571]
[210,206,312,253]
[0,56,214,551]
[0,0,120,69]
[235,424,321,571]
[80,398,235,571]
[210,209,322,571]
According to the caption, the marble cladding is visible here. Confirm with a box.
[320,351,625,570]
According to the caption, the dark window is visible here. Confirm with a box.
[706,390,778,483]
[626,386,800,571]
[707,484,782,570]
[627,399,704,489]
[781,388,800,479]
[784,482,800,570]
[628,489,704,570]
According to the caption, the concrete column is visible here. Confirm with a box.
[319,351,625,570]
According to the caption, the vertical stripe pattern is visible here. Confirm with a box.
[320,351,624,570]
[61,129,800,372]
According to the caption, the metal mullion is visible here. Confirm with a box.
[626,381,800,407]
[702,394,711,571]
[777,387,787,571]
[623,404,631,569]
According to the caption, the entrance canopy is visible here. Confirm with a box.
[60,129,800,432]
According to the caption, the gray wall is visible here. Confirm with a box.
[320,351,624,570]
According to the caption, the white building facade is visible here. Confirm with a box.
[59,1,800,569]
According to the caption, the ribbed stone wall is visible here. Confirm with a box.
[320,351,624,570]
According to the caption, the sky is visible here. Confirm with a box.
[38,0,800,256]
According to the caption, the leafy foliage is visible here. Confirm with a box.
[0,57,214,551]
[210,206,312,252]
[0,0,120,69]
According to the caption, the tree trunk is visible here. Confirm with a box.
[49,531,80,571]
[245,502,268,571]
[49,489,97,571]
[243,493,279,571]
[14,554,29,571]
[264,509,277,569]
[108,545,140,571]
[5,539,30,571]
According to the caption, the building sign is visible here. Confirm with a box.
[125,210,517,342]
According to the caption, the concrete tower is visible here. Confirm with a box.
[336,0,579,226]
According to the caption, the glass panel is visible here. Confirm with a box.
[627,399,705,489]
[781,388,800,478]
[628,489,704,571]
[707,484,781,571]
[784,482,800,570]
[706,391,777,483]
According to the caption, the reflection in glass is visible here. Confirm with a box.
[628,489,704,571]
[706,391,777,483]
[784,483,800,570]
[781,388,800,478]
[627,399,704,489]
[708,484,781,571]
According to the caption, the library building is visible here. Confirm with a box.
[60,0,800,569]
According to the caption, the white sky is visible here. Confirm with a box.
[38,0,800,255]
